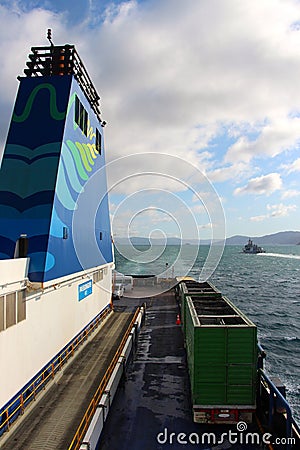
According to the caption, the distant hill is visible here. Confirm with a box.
[114,231,300,246]
[225,231,300,246]
[114,236,181,246]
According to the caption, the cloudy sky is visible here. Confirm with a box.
[0,0,300,240]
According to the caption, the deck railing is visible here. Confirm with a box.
[67,306,141,450]
[259,368,300,450]
[0,305,111,437]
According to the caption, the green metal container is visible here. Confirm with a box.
[184,289,257,414]
[178,280,222,334]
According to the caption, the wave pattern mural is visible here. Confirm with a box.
[0,74,112,282]
[0,76,70,281]
[13,83,66,123]
[46,78,113,281]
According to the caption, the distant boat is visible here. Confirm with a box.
[243,238,266,254]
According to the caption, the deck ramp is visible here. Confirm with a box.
[1,312,133,450]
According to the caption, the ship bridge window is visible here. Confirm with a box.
[96,128,102,154]
[75,95,88,136]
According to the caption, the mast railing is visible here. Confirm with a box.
[22,45,102,123]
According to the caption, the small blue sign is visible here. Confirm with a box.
[78,280,93,301]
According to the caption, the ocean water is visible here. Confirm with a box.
[114,244,300,424]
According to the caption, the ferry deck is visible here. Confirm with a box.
[1,278,299,450]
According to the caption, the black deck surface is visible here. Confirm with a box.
[99,291,262,450]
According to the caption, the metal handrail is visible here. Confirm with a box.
[0,307,110,435]
[22,44,103,124]
[67,307,141,450]
[0,278,28,289]
[259,368,299,450]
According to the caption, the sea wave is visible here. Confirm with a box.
[259,252,300,260]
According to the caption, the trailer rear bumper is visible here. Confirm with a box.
[193,405,256,424]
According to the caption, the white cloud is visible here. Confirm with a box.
[0,5,73,149]
[225,116,300,164]
[198,223,212,230]
[83,0,300,170]
[281,189,300,199]
[267,202,297,217]
[250,202,297,221]
[250,214,268,222]
[1,1,300,168]
[191,191,224,215]
[207,162,249,183]
[284,157,300,174]
[234,173,282,196]
[138,208,173,223]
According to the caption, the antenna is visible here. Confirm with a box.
[47,28,54,46]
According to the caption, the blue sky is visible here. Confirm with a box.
[0,0,300,240]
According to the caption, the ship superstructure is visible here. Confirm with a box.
[243,238,266,254]
[0,41,114,415]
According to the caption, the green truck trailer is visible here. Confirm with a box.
[177,280,222,334]
[178,279,257,424]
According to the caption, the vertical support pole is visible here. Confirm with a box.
[20,393,24,414]
[268,391,274,428]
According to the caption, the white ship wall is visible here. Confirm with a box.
[0,260,113,408]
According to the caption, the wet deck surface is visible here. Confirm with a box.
[101,291,193,450]
[1,311,133,450]
[99,290,262,450]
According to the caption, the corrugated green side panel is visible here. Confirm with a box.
[227,364,254,384]
[193,328,226,404]
[195,328,227,366]
[227,385,255,404]
[227,327,257,363]
[191,325,257,406]
[195,365,227,383]
[195,385,227,404]
[227,327,257,405]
